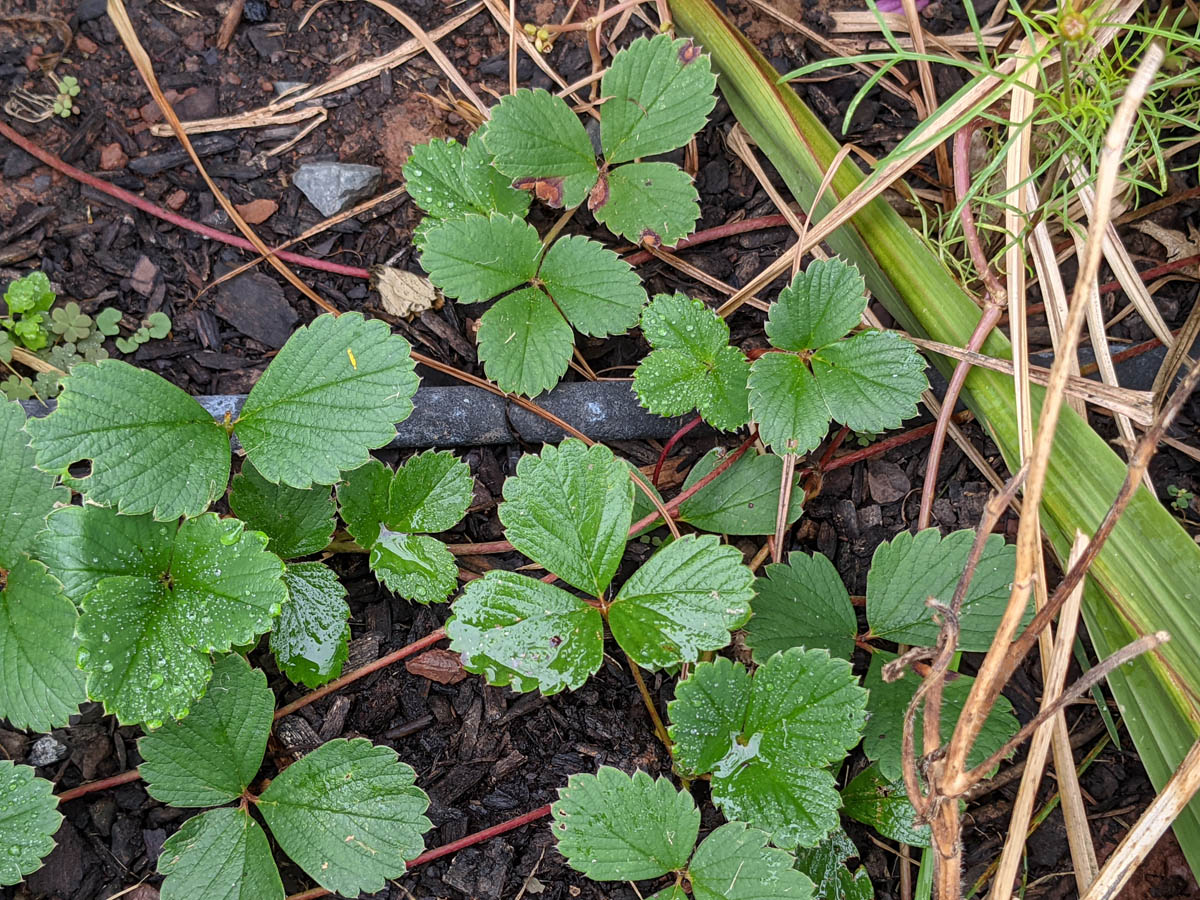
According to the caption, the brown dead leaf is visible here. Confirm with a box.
[1134,220,1200,262]
[405,647,467,685]
[370,266,441,319]
[234,198,278,225]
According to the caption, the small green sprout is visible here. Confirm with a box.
[1168,485,1194,512]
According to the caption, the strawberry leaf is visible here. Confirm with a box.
[273,562,350,688]
[791,830,873,900]
[421,213,542,302]
[748,352,830,454]
[403,132,530,228]
[592,162,700,246]
[744,551,857,662]
[0,761,61,886]
[677,449,803,536]
[228,460,335,559]
[687,822,815,900]
[810,330,926,435]
[539,234,646,337]
[765,259,867,352]
[0,399,66,566]
[371,532,458,605]
[841,764,930,847]
[157,807,283,900]
[477,286,574,396]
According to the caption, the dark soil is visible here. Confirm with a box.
[2,0,1198,898]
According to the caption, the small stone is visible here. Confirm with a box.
[235,197,278,224]
[27,734,68,767]
[243,0,269,23]
[77,0,107,20]
[98,143,128,171]
[75,35,99,54]
[292,161,382,217]
[130,255,158,297]
[867,458,910,504]
[165,189,187,210]
[176,84,218,120]
[857,504,883,530]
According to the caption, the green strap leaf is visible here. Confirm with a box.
[744,551,857,662]
[866,528,1020,650]
[273,562,350,688]
[748,352,830,454]
[687,822,815,900]
[0,399,66,567]
[591,162,700,246]
[420,213,542,302]
[40,507,286,726]
[791,829,873,900]
[403,132,530,226]
[258,738,432,897]
[810,330,926,435]
[609,534,753,670]
[0,761,61,887]
[841,764,931,847]
[477,286,574,397]
[484,89,599,208]
[0,556,86,732]
[235,313,419,489]
[499,440,633,595]
[599,34,717,165]
[448,570,603,694]
[539,234,647,337]
[27,360,228,520]
[157,807,283,900]
[552,766,698,880]
[228,460,335,559]
[372,532,458,605]
[765,259,867,351]
[677,448,804,536]
[139,654,274,807]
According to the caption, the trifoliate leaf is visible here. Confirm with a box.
[3,271,55,315]
[229,460,335,559]
[791,829,873,900]
[591,162,700,246]
[599,34,717,165]
[840,764,930,847]
[633,294,749,431]
[273,562,349,688]
[748,352,830,454]
[484,89,599,208]
[677,449,804,536]
[447,570,603,694]
[421,213,542,302]
[338,453,474,545]
[765,260,867,352]
[0,556,86,732]
[539,234,646,337]
[810,331,926,435]
[476,286,574,397]
[688,822,815,900]
[157,807,283,900]
[669,650,867,848]
[744,551,857,662]
[499,440,633,595]
[0,761,61,887]
[27,360,228,520]
[258,738,432,897]
[403,132,530,225]
[235,313,419,489]
[0,399,66,567]
[608,534,753,670]
[38,506,286,726]
[372,531,458,605]
[552,767,698,880]
[862,652,1018,783]
[865,528,1020,651]
[140,653,273,807]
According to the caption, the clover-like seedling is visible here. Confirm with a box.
[0,760,62,886]
[748,258,927,454]
[2,271,56,351]
[667,649,868,849]
[336,450,474,605]
[447,440,754,693]
[552,766,815,900]
[140,654,432,899]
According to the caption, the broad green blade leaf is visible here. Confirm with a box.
[403,132,530,224]
[792,830,873,900]
[447,570,603,694]
[477,286,574,397]
[157,807,283,900]
[228,460,335,559]
[678,448,803,535]
[810,331,926,435]
[633,293,749,431]
[484,89,599,208]
[0,761,61,887]
[0,556,86,732]
[499,440,633,595]
[420,213,542,302]
[765,259,867,352]
[539,234,646,337]
[235,313,419,489]
[668,649,867,848]
[591,162,700,246]
[748,352,830,454]
[0,399,66,567]
[27,360,228,520]
[40,507,286,726]
[744,551,856,662]
[273,562,350,688]
[599,34,717,165]
[866,528,1020,650]
[862,652,1018,783]
[841,764,930,847]
[552,766,698,880]
[372,531,458,605]
[258,738,432,897]
[688,822,815,900]
[140,653,273,807]
[609,534,753,669]
[337,453,474,546]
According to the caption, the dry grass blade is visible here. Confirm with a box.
[1151,294,1200,411]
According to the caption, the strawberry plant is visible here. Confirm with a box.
[0,760,61,887]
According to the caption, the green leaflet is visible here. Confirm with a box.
[371,532,458,606]
[688,822,815,900]
[0,399,67,567]
[272,562,350,688]
[420,213,542,302]
[765,258,867,351]
[792,829,873,900]
[476,286,574,397]
[158,807,283,900]
[539,234,646,337]
[591,162,700,246]
[0,761,62,887]
[809,331,927,435]
[841,763,931,847]
[678,448,804,535]
[402,132,531,233]
[744,551,857,662]
[228,460,335,559]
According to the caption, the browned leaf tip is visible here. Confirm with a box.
[587,172,610,211]
[639,228,663,249]
[678,40,701,65]
[513,176,565,208]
